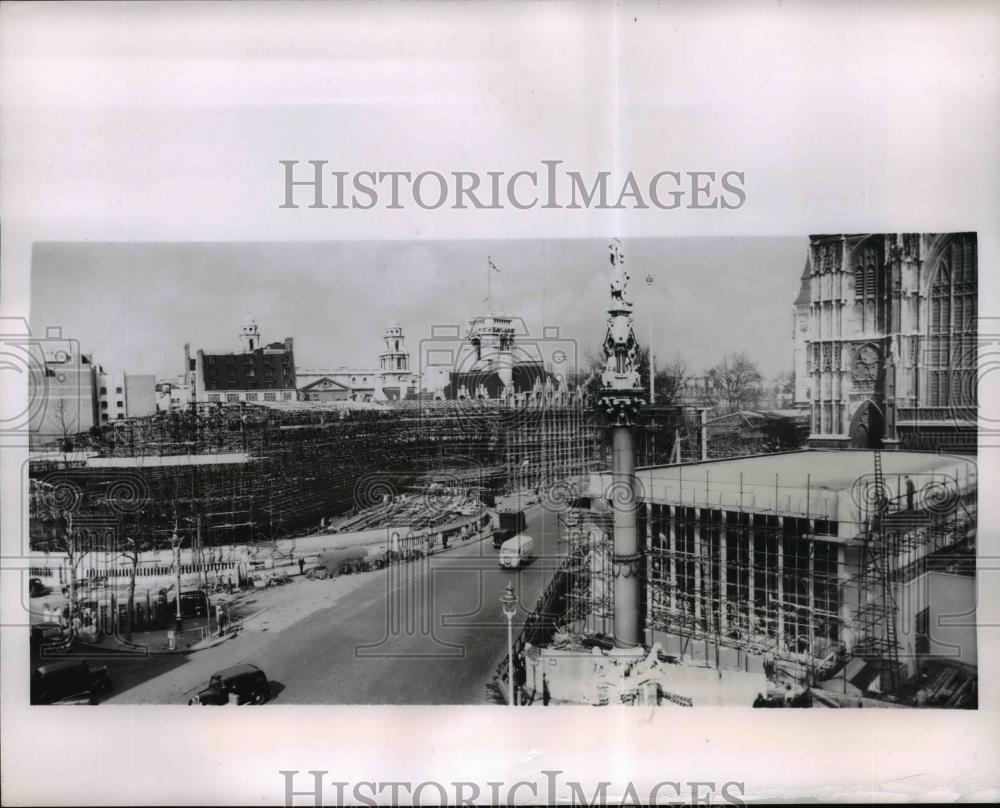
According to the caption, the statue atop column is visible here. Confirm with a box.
[598,240,645,424]
[608,240,633,310]
[595,239,646,650]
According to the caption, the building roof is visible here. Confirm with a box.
[590,449,976,539]
[793,255,812,306]
[297,368,379,375]
[298,376,351,392]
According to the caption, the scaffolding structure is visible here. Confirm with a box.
[852,451,905,690]
[561,456,977,689]
[29,398,602,551]
[562,508,615,631]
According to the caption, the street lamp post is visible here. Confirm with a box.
[170,527,183,635]
[500,581,518,708]
[526,642,541,704]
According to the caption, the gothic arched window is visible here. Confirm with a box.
[926,235,977,407]
[853,238,886,332]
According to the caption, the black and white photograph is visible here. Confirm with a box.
[22,234,980,710]
[1,1,998,806]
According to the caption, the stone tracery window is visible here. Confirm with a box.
[926,235,977,407]
[853,237,886,332]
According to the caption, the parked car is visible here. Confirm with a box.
[581,632,615,652]
[30,622,65,652]
[31,660,111,705]
[188,663,270,705]
[28,578,48,598]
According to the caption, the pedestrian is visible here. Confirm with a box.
[227,575,233,594]
[42,603,52,624]
[72,613,82,636]
[905,475,916,511]
[61,604,70,627]
[298,557,304,575]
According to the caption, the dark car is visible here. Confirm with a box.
[29,578,48,598]
[31,660,111,705]
[188,663,270,705]
[30,622,65,653]
[580,632,615,651]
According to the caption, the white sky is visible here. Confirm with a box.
[30,236,807,381]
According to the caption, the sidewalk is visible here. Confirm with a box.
[102,569,375,704]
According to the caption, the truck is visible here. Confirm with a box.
[316,544,388,576]
[492,509,527,549]
[498,534,535,569]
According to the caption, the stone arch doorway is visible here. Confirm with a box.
[849,400,884,448]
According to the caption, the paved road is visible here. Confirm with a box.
[100,502,565,704]
[253,503,564,703]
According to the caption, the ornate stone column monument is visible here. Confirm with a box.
[597,241,646,649]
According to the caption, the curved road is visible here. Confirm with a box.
[104,502,565,704]
[255,503,563,703]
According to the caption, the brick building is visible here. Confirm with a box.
[194,317,297,403]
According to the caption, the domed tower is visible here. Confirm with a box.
[462,314,516,390]
[238,315,260,353]
[380,320,409,373]
[378,320,412,399]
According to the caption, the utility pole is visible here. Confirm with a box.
[500,582,518,707]
[645,273,655,405]
[170,525,183,635]
[197,513,212,634]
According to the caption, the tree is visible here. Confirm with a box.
[712,352,763,412]
[32,491,90,636]
[655,354,688,404]
[580,347,606,404]
[637,346,688,405]
[119,534,153,642]
[53,398,77,453]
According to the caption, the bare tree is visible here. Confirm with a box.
[45,517,87,632]
[656,353,689,404]
[53,398,77,452]
[119,536,148,642]
[712,352,763,412]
